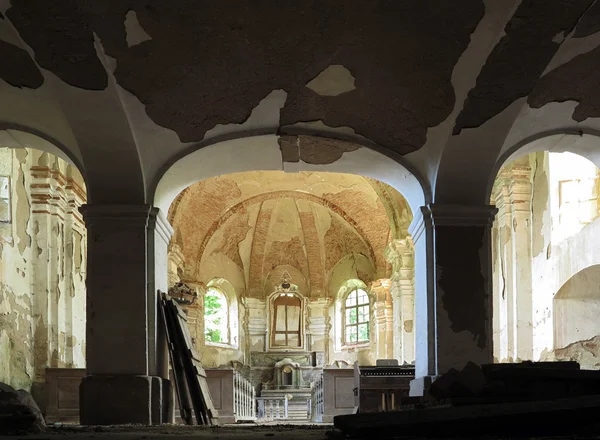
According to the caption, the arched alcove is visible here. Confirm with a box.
[554,265,600,350]
[489,134,600,364]
[0,137,88,414]
[155,133,429,383]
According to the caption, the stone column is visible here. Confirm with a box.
[79,204,167,425]
[409,205,497,395]
[385,240,415,364]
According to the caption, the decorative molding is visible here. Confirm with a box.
[79,204,153,227]
[422,204,498,228]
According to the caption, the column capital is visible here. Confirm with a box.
[79,204,153,226]
[422,204,498,228]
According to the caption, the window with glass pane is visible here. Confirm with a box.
[344,288,370,344]
[272,294,302,347]
[204,288,228,344]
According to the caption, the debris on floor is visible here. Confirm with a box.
[334,361,600,438]
[0,382,46,434]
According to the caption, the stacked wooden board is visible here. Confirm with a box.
[335,361,600,438]
[158,291,219,426]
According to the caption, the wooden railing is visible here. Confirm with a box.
[234,371,256,421]
[311,375,324,422]
[256,397,289,420]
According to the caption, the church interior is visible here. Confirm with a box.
[3,0,600,438]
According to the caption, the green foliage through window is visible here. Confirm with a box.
[344,288,370,344]
[204,288,228,343]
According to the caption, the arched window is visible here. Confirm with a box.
[204,287,229,344]
[344,288,370,344]
[272,293,302,348]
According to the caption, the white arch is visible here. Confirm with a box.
[153,134,427,219]
[490,132,600,199]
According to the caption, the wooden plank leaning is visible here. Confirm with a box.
[159,290,219,425]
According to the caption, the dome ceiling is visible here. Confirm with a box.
[168,171,411,298]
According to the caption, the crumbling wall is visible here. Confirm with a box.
[0,147,36,391]
[541,335,600,370]
[492,151,600,365]
[0,147,87,410]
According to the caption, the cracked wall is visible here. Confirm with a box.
[492,151,600,365]
[0,147,87,412]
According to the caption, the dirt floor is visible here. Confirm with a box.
[5,424,600,440]
[1,424,343,440]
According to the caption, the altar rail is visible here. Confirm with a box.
[256,397,288,420]
[205,369,256,424]
[311,375,324,422]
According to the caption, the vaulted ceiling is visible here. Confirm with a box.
[2,0,600,207]
[168,172,411,298]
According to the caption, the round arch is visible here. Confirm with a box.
[152,134,429,219]
[0,126,86,184]
[152,133,430,380]
[488,130,600,202]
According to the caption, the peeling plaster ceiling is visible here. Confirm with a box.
[168,171,411,298]
[1,1,600,205]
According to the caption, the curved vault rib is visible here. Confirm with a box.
[194,190,377,275]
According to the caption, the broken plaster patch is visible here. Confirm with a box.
[124,10,152,48]
[281,120,366,140]
[306,65,356,97]
[203,89,287,140]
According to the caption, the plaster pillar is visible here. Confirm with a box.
[409,205,497,395]
[492,175,512,361]
[243,297,267,354]
[307,298,331,358]
[491,161,533,362]
[508,166,533,361]
[385,240,415,364]
[370,280,392,360]
[79,204,169,425]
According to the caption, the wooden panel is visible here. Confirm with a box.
[205,369,235,424]
[334,377,355,409]
[322,368,355,422]
[45,368,86,423]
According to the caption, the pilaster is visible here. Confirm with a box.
[408,204,497,396]
[385,239,415,364]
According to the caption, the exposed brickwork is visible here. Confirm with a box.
[247,206,272,296]
[298,211,325,296]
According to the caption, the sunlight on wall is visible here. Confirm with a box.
[549,152,599,244]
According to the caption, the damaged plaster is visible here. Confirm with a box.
[305,65,356,97]
[454,0,594,134]
[14,149,30,256]
[124,10,151,48]
[529,43,600,122]
[437,226,488,349]
[531,153,549,258]
[279,135,360,165]
[573,0,600,37]
[14,0,484,153]
[7,0,108,90]
[0,40,43,89]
